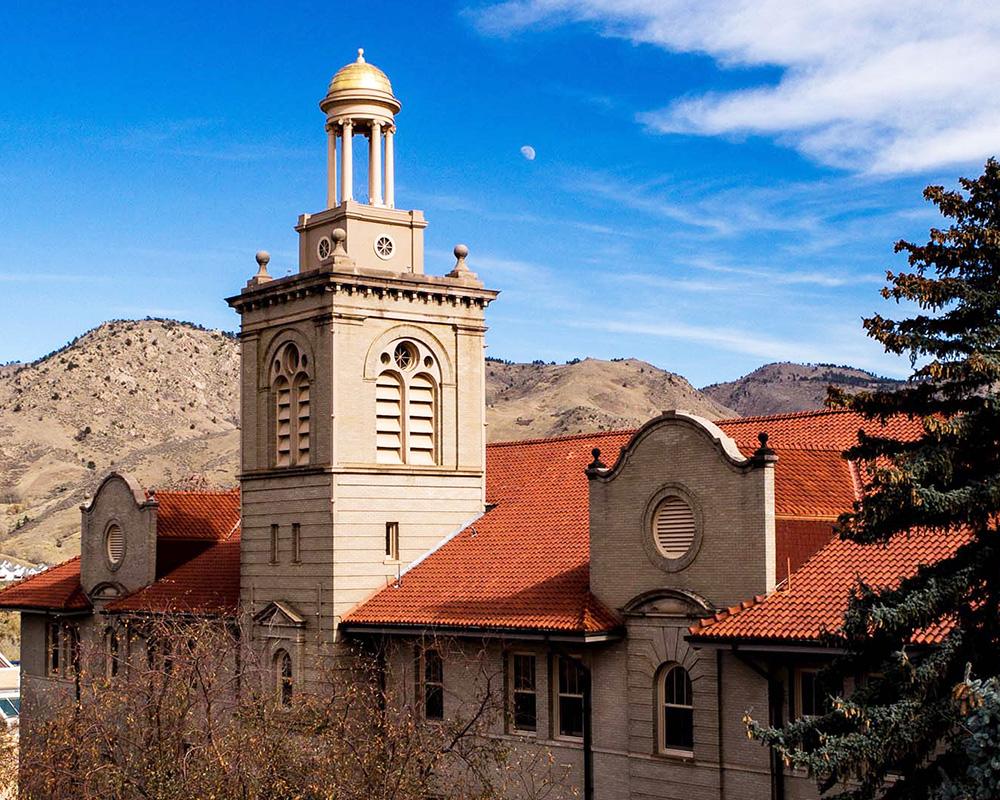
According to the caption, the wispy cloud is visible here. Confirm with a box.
[107,119,310,162]
[470,1,1000,174]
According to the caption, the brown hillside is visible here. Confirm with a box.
[486,358,735,442]
[701,362,903,416]
[0,321,735,566]
[0,320,241,565]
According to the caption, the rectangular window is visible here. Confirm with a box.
[385,521,400,560]
[423,648,444,720]
[510,653,537,733]
[270,524,279,564]
[797,669,821,718]
[556,656,586,739]
[291,523,301,564]
[47,620,61,677]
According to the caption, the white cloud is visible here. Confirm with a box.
[470,0,1000,174]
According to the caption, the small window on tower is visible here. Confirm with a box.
[291,523,301,564]
[385,521,399,560]
[270,524,279,565]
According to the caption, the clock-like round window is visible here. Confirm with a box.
[317,236,333,260]
[651,497,696,559]
[393,341,416,370]
[374,235,395,260]
[106,523,125,568]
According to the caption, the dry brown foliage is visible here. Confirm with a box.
[18,614,574,800]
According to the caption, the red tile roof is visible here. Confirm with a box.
[0,557,90,612]
[718,408,924,453]
[347,410,925,636]
[154,489,240,540]
[688,527,969,645]
[0,489,241,615]
[106,535,241,615]
[344,431,634,635]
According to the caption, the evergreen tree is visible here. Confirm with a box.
[749,160,1000,798]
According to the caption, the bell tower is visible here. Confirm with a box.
[228,51,497,686]
[295,48,431,277]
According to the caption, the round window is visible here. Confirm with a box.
[651,497,696,559]
[317,237,332,260]
[374,235,395,260]
[393,341,416,370]
[106,523,125,567]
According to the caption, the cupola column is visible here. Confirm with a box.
[384,125,395,208]
[340,119,354,202]
[326,124,338,208]
[368,121,383,206]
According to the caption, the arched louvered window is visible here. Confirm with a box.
[652,496,696,559]
[658,664,694,753]
[106,523,125,567]
[375,340,438,466]
[376,372,404,464]
[275,649,293,707]
[407,374,435,464]
[271,343,310,467]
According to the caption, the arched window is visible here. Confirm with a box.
[375,340,438,465]
[271,343,310,467]
[657,664,694,753]
[376,372,404,464]
[275,649,293,707]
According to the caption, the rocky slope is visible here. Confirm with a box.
[0,320,240,565]
[701,362,904,417]
[485,358,734,441]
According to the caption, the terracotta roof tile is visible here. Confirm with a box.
[348,410,926,636]
[106,536,241,615]
[0,490,242,614]
[689,527,969,645]
[344,431,633,634]
[717,408,924,453]
[154,489,240,540]
[0,557,90,612]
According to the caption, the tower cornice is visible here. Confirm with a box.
[226,267,498,315]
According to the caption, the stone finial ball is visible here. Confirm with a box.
[454,243,469,259]
[332,227,347,242]
[255,250,271,266]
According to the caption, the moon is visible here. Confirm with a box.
[520,145,536,161]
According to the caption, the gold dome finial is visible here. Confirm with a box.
[357,48,365,63]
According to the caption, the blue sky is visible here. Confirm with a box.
[2,1,997,385]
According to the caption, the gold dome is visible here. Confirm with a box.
[328,49,394,97]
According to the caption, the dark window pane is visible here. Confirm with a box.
[559,695,584,738]
[664,706,694,750]
[425,650,443,683]
[514,654,535,691]
[425,684,444,719]
[514,691,536,731]
[800,671,819,717]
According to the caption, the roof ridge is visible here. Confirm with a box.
[717,408,852,425]
[486,428,637,448]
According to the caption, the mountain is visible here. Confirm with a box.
[0,322,737,565]
[701,362,904,417]
[0,320,241,565]
[485,358,734,441]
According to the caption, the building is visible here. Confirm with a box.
[0,52,952,800]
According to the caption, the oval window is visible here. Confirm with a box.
[651,497,695,559]
[106,524,125,567]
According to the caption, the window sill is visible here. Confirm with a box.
[508,728,537,739]
[656,748,695,762]
[383,558,401,566]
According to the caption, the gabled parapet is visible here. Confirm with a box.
[79,472,158,603]
[587,410,778,613]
